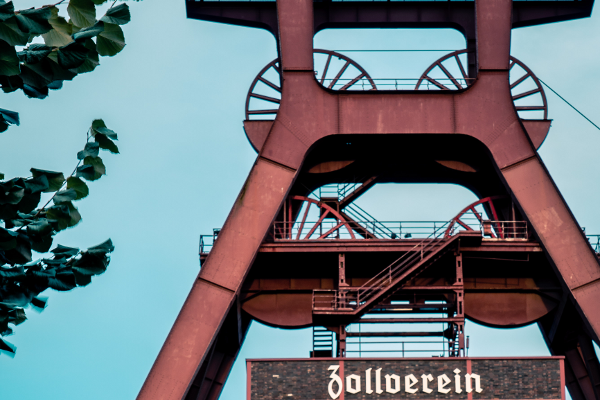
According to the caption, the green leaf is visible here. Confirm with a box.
[53,189,77,204]
[91,119,117,139]
[8,233,32,264]
[0,39,19,75]
[30,169,64,192]
[96,22,124,57]
[47,80,61,90]
[95,127,117,139]
[9,308,26,325]
[72,20,102,41]
[75,164,95,181]
[0,1,15,22]
[0,173,4,179]
[71,38,98,74]
[51,244,79,256]
[0,265,24,278]
[91,0,109,5]
[88,238,114,254]
[101,4,129,25]
[76,141,99,159]
[0,107,18,125]
[67,0,95,28]
[57,41,89,69]
[44,52,77,81]
[30,296,47,309]
[19,62,53,93]
[0,181,24,204]
[30,235,52,253]
[0,16,29,46]
[82,156,105,180]
[46,204,70,231]
[0,227,18,250]
[14,6,52,35]
[0,337,16,354]
[17,43,51,64]
[66,201,81,227]
[24,175,49,194]
[26,219,52,236]
[22,84,48,99]
[42,7,72,47]
[73,269,92,286]
[94,133,119,153]
[0,74,23,93]
[73,241,113,275]
[48,270,76,291]
[66,176,88,199]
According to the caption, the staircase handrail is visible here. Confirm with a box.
[346,221,453,309]
[344,203,396,239]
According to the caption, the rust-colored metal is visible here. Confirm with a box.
[139,1,600,400]
[245,49,376,120]
[416,50,549,120]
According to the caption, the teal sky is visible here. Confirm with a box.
[1,0,599,399]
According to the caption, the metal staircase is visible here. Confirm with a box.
[312,228,481,317]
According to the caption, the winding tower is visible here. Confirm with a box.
[138,1,600,399]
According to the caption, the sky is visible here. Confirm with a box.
[1,0,600,399]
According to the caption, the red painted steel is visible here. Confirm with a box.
[444,196,503,238]
[246,362,251,400]
[246,356,566,362]
[139,0,600,399]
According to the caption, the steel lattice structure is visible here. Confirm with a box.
[137,1,600,400]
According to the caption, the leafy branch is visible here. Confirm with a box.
[0,0,138,132]
[0,119,119,355]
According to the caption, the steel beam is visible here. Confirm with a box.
[137,158,297,400]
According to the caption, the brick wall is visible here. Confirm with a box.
[249,358,562,400]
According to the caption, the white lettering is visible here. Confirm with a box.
[421,374,434,393]
[405,374,418,394]
[325,365,484,397]
[453,369,462,393]
[346,374,361,394]
[438,374,451,394]
[385,374,401,394]
[328,365,343,400]
[365,368,373,394]
[375,368,383,394]
[465,373,483,393]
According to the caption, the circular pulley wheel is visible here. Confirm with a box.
[245,49,377,120]
[415,50,548,120]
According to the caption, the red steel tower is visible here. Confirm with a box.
[138,1,600,399]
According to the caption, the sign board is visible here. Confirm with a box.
[247,357,564,400]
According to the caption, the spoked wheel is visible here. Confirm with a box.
[415,50,548,120]
[276,195,356,240]
[245,49,377,120]
[444,196,504,239]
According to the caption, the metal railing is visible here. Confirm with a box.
[313,222,452,311]
[481,220,528,240]
[199,229,220,255]
[346,338,450,358]
[343,203,396,238]
[588,235,600,253]
[317,182,364,201]
[320,77,475,91]
[273,219,527,241]
[312,221,527,312]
